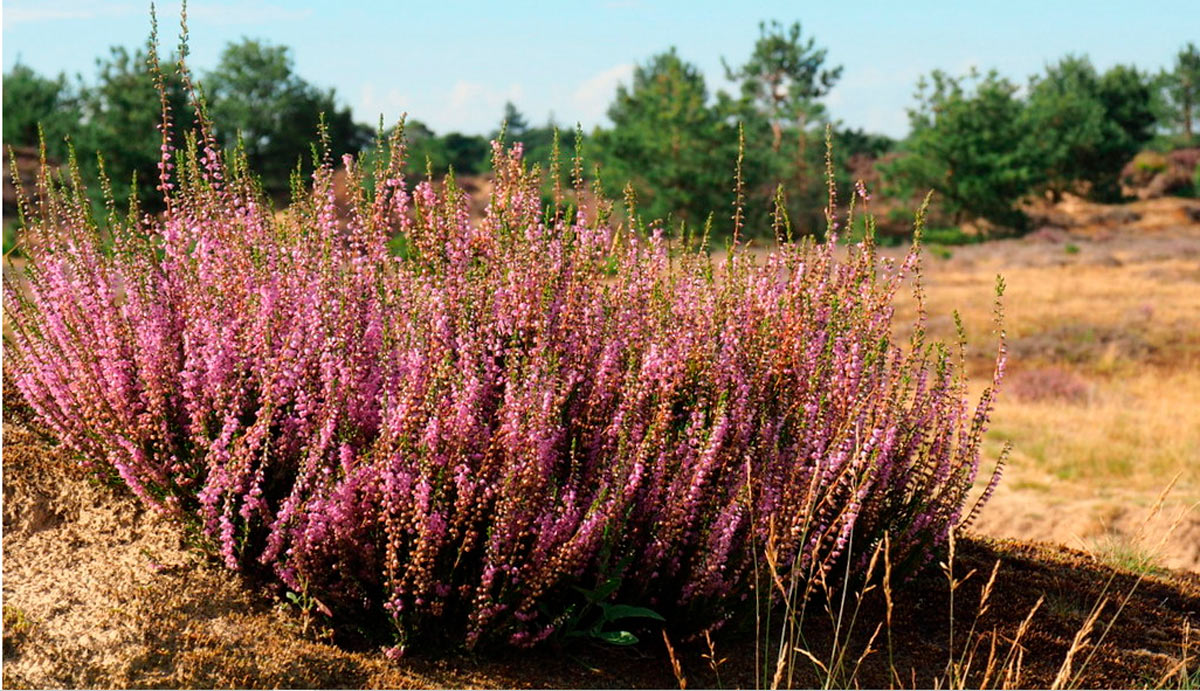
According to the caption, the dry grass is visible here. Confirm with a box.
[982,369,1200,492]
[887,222,1200,572]
[914,253,1200,375]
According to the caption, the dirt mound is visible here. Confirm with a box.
[1120,149,1199,200]
[1024,193,1200,237]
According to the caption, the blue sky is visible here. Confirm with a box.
[3,1,1198,139]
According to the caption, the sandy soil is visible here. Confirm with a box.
[972,487,1200,572]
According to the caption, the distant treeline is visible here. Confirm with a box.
[4,23,1198,238]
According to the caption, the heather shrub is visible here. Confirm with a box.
[4,45,1006,651]
[1008,366,1090,403]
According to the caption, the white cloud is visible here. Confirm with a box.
[437,80,524,132]
[571,63,633,127]
[452,81,524,110]
[822,65,924,138]
[355,81,527,134]
[357,83,411,125]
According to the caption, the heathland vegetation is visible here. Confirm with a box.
[6,8,1011,648]
[3,11,1199,689]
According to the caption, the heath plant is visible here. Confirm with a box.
[3,10,1006,651]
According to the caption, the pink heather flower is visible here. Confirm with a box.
[383,645,405,661]
[855,179,871,201]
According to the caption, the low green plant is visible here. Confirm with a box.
[276,575,334,640]
[556,578,665,646]
[2,605,36,659]
[1093,535,1169,577]
[2,606,34,638]
[1132,151,1169,174]
[922,226,982,246]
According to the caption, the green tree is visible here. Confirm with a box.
[1158,42,1200,144]
[829,126,895,215]
[1018,57,1107,200]
[832,127,894,161]
[205,39,370,198]
[76,45,191,210]
[1022,57,1155,201]
[494,102,562,175]
[1095,63,1157,192]
[721,20,842,153]
[402,119,450,175]
[500,101,529,139]
[883,69,1034,230]
[391,122,489,178]
[593,48,739,229]
[2,63,83,159]
[440,132,490,176]
[720,20,842,236]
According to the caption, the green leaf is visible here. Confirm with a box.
[599,604,665,623]
[595,629,639,646]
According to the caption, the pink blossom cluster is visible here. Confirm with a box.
[5,109,1004,649]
